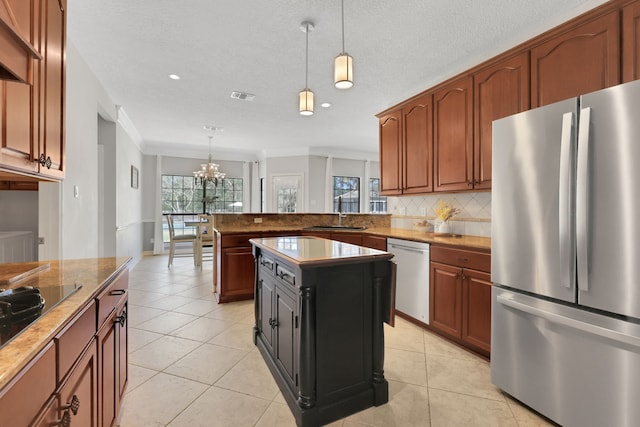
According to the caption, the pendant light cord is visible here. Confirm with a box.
[305,23,309,89]
[341,0,345,54]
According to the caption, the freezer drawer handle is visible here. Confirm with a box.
[497,294,640,348]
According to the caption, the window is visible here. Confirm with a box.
[161,175,243,214]
[369,178,387,213]
[161,175,243,242]
[333,176,360,213]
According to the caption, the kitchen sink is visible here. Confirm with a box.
[303,225,367,231]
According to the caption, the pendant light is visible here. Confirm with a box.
[299,21,314,116]
[334,0,353,89]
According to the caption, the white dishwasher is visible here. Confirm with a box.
[387,238,430,324]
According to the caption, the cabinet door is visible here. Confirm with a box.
[461,269,492,355]
[38,0,66,179]
[59,341,98,427]
[275,286,297,389]
[1,81,39,173]
[429,261,462,339]
[434,76,473,192]
[402,94,433,194]
[116,302,128,409]
[378,110,402,196]
[258,276,275,352]
[531,11,619,107]
[97,312,117,427]
[623,0,640,83]
[220,246,255,300]
[32,394,60,427]
[473,53,529,190]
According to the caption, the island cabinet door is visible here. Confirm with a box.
[274,285,297,390]
[257,275,276,352]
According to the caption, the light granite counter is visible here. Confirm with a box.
[0,257,130,390]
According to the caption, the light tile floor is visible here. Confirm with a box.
[118,254,554,427]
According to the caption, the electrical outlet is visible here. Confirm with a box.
[254,218,263,223]
[38,237,45,244]
[420,207,427,216]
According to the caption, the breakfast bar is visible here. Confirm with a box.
[251,236,395,427]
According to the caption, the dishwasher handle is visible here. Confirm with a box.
[389,243,429,254]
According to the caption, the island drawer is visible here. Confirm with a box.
[430,245,490,272]
[258,255,275,273]
[275,263,296,287]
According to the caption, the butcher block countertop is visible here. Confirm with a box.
[0,257,130,390]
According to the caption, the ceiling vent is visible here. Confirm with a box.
[230,91,256,101]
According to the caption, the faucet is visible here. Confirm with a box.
[337,196,347,226]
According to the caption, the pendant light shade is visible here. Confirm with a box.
[299,89,314,116]
[334,0,353,89]
[299,21,315,116]
[334,53,353,89]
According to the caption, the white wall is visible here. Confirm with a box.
[0,191,38,259]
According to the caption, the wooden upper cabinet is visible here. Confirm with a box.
[623,0,640,83]
[473,52,530,190]
[378,110,402,195]
[38,0,66,179]
[434,76,473,192]
[0,0,40,83]
[531,11,620,107]
[402,94,433,194]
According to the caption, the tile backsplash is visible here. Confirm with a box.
[387,192,491,237]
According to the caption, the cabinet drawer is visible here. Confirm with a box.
[275,263,297,288]
[431,246,490,272]
[96,269,129,328]
[0,341,56,427]
[55,301,97,384]
[221,233,255,248]
[258,255,275,274]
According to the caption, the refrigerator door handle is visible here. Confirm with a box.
[576,107,591,291]
[559,112,575,289]
[497,294,640,348]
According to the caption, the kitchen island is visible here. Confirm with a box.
[251,236,395,427]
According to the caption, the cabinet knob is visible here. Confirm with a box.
[39,154,53,169]
[114,310,127,327]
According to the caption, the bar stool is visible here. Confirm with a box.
[166,215,198,267]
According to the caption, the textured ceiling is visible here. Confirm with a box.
[67,0,608,161]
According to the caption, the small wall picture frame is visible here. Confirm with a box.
[131,165,139,189]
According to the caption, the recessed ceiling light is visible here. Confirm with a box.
[321,102,332,108]
[168,74,181,80]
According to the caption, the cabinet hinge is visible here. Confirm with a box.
[294,315,299,329]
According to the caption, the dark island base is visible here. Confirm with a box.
[254,328,389,427]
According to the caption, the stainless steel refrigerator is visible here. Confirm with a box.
[491,79,640,427]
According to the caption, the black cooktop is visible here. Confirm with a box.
[0,282,81,348]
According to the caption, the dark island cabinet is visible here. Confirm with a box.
[252,236,394,427]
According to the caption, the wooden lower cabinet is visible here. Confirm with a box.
[98,300,128,427]
[429,245,491,357]
[216,235,256,302]
[0,266,129,427]
[362,234,387,251]
[330,232,362,245]
[58,341,98,427]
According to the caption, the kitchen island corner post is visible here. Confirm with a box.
[252,245,260,345]
[297,285,316,409]
[372,271,389,405]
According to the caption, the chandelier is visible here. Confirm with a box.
[193,136,226,186]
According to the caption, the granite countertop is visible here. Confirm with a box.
[0,257,131,390]
[251,236,394,267]
[216,226,491,251]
